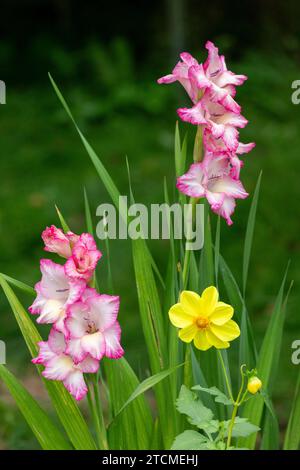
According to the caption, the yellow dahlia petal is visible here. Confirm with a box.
[209,301,234,325]
[210,319,240,342]
[178,323,198,343]
[179,291,202,317]
[201,286,219,315]
[169,303,195,328]
[193,330,211,351]
[206,329,230,349]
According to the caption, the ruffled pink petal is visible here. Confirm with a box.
[222,126,239,151]
[42,355,74,381]
[104,322,124,359]
[177,102,207,125]
[215,70,247,88]
[65,338,88,364]
[157,74,177,84]
[32,341,56,365]
[42,225,72,258]
[176,163,206,198]
[236,142,256,154]
[48,329,66,355]
[204,41,224,76]
[211,196,236,226]
[65,302,89,339]
[180,52,198,66]
[63,370,88,401]
[78,356,100,374]
[81,332,105,361]
[86,294,120,331]
[208,175,248,200]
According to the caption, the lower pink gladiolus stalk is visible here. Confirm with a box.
[30,228,124,400]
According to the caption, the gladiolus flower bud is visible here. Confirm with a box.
[247,376,262,394]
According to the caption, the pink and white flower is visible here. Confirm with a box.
[65,291,123,363]
[29,259,85,334]
[33,329,99,400]
[158,41,246,113]
[177,153,248,225]
[178,98,248,152]
[42,225,79,258]
[65,233,102,282]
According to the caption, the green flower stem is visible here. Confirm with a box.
[182,197,198,288]
[193,126,203,163]
[217,350,234,402]
[226,365,246,449]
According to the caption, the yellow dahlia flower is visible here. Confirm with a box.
[169,286,240,350]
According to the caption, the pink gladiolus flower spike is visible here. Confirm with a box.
[33,329,99,401]
[42,225,79,258]
[177,152,248,225]
[158,41,246,113]
[29,259,85,334]
[65,290,124,363]
[64,233,102,282]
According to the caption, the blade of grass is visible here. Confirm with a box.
[238,264,290,449]
[242,171,262,297]
[104,358,153,450]
[284,370,300,449]
[0,365,72,450]
[0,273,35,296]
[114,363,184,418]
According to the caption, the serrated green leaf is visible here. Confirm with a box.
[0,365,71,450]
[192,385,233,406]
[171,430,209,450]
[176,385,214,427]
[224,417,260,438]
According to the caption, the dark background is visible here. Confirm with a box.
[0,0,300,449]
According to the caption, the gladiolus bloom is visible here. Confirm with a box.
[64,233,102,281]
[33,329,99,401]
[247,376,262,394]
[65,291,123,363]
[169,286,240,350]
[42,225,79,258]
[176,153,248,225]
[29,259,85,334]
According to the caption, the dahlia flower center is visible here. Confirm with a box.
[196,316,209,330]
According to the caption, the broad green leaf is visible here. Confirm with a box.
[190,347,216,414]
[0,365,71,450]
[192,385,233,406]
[284,371,300,450]
[176,385,214,427]
[104,357,152,450]
[238,265,289,449]
[115,364,183,417]
[242,171,262,297]
[224,417,260,438]
[0,274,97,450]
[171,430,209,450]
[260,408,280,450]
